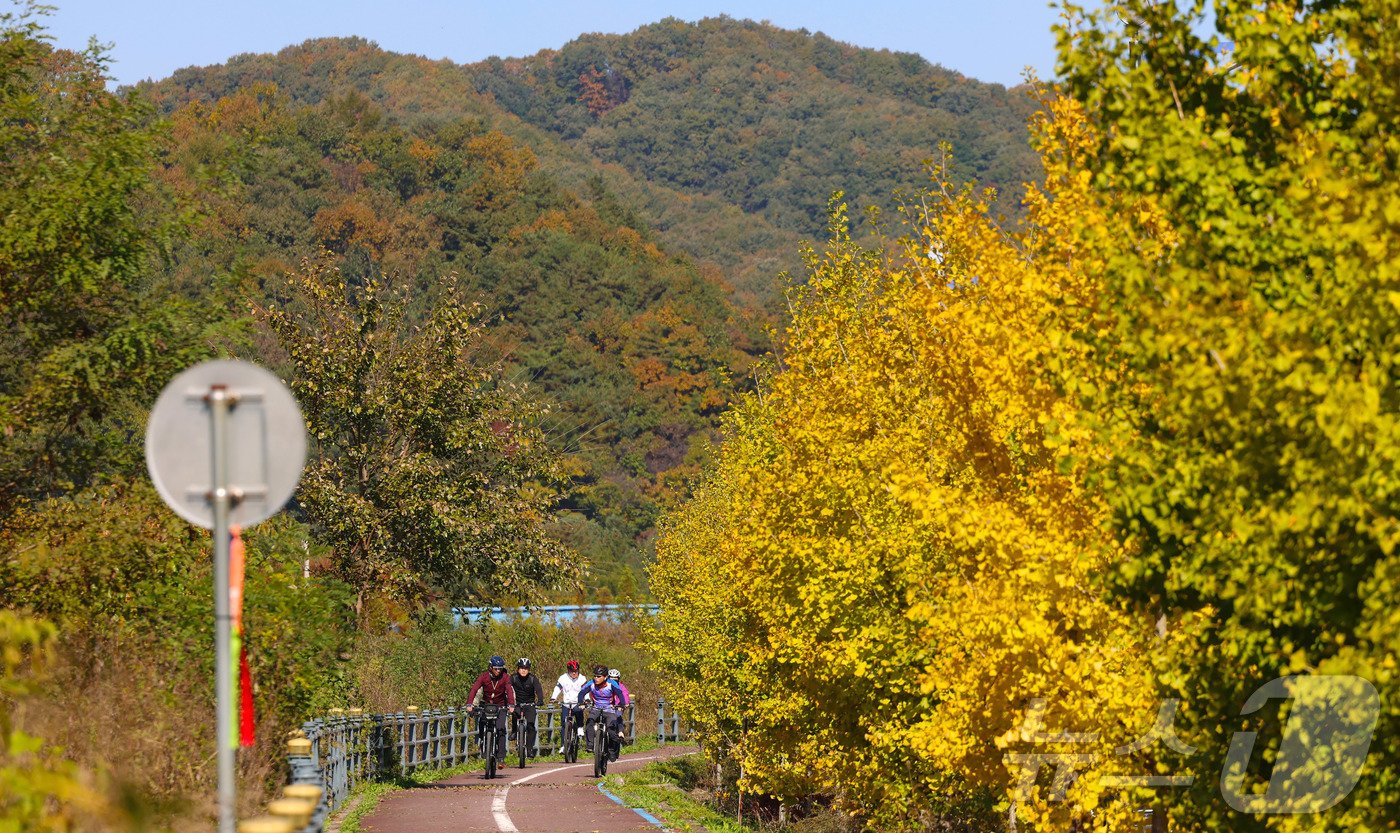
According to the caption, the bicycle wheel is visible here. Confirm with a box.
[476,719,492,779]
[487,719,501,779]
[593,726,608,777]
[561,715,573,763]
[518,720,528,768]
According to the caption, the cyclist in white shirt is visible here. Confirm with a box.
[551,659,587,720]
[551,658,585,702]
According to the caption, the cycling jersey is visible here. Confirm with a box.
[510,671,545,705]
[583,679,628,710]
[468,670,517,707]
[552,672,587,705]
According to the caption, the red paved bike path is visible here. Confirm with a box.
[360,746,698,833]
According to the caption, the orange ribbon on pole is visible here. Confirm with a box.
[230,527,255,748]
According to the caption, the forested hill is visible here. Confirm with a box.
[146,18,1040,305]
[131,73,758,599]
[467,17,1042,242]
[144,34,807,307]
[137,21,1040,597]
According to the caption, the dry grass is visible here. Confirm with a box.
[14,628,292,832]
[12,615,661,830]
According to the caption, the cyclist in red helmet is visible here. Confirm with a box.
[551,660,587,759]
[551,659,587,711]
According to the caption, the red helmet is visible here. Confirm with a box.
[566,659,580,672]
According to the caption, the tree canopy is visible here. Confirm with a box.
[260,258,579,613]
[0,3,228,516]
[650,1,1400,829]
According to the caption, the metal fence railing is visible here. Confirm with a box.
[258,700,691,832]
[656,698,690,745]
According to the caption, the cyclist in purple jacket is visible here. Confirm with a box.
[582,664,628,759]
[607,668,631,704]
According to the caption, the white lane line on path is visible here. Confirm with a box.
[490,785,520,833]
[491,756,664,833]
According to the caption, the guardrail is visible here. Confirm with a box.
[452,603,660,624]
[238,700,691,832]
[656,698,689,745]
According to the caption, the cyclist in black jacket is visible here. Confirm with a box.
[509,658,545,757]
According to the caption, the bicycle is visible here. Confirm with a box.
[473,704,508,779]
[512,707,534,769]
[587,705,624,777]
[558,702,586,764]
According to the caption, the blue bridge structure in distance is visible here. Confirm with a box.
[452,603,660,625]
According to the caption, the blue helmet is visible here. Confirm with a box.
[489,655,506,669]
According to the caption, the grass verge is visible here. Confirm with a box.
[602,753,757,833]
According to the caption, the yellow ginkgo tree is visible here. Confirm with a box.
[649,93,1176,830]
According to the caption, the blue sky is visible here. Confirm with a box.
[39,0,1064,89]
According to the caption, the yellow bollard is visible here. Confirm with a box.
[282,784,323,805]
[287,737,312,756]
[238,816,294,833]
[267,797,315,828]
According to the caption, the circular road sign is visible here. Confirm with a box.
[145,359,307,530]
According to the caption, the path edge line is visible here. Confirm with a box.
[597,781,673,831]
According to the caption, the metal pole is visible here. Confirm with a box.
[207,385,236,833]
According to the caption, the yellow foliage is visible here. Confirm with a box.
[649,98,1177,830]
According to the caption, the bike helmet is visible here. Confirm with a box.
[607,668,621,680]
[593,664,608,676]
[566,660,580,672]
[489,655,506,669]
[516,657,531,669]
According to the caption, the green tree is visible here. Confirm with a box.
[137,72,763,599]
[0,3,230,516]
[0,3,154,326]
[259,257,580,619]
[1056,1,1400,828]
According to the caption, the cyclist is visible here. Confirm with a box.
[466,655,515,762]
[509,658,545,758]
[607,669,633,750]
[582,664,628,761]
[551,659,588,732]
[607,668,631,705]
